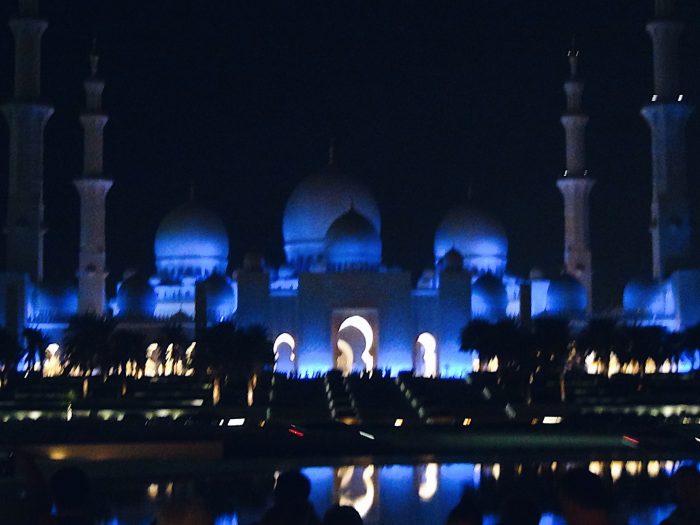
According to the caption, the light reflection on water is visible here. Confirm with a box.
[97,459,695,525]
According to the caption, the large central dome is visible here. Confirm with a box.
[434,206,508,276]
[324,208,382,271]
[283,163,380,271]
[155,203,230,279]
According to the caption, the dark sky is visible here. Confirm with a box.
[1,0,700,309]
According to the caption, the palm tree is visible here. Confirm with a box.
[109,329,147,376]
[158,322,190,371]
[194,321,273,406]
[62,315,116,375]
[461,318,527,387]
[194,321,274,384]
[461,319,500,367]
[530,316,571,402]
[575,318,623,374]
[0,327,21,385]
[22,327,46,375]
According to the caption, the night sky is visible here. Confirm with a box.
[1,1,700,309]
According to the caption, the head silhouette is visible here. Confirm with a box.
[446,490,483,525]
[671,465,700,512]
[50,466,91,515]
[274,470,312,506]
[322,505,363,525]
[558,468,612,525]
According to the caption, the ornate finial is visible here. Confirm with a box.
[655,0,675,18]
[189,181,195,202]
[328,137,335,166]
[567,35,579,79]
[89,37,100,77]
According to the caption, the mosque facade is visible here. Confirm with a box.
[1,0,700,377]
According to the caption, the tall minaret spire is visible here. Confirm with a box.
[1,0,55,282]
[74,41,113,315]
[641,0,693,279]
[557,41,595,311]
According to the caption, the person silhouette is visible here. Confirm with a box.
[446,490,483,525]
[558,468,614,525]
[322,505,363,525]
[47,466,94,525]
[660,466,700,525]
[258,470,320,525]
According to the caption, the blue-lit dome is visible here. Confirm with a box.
[202,273,236,320]
[283,164,381,271]
[324,208,382,271]
[434,206,508,276]
[472,273,508,321]
[623,279,666,317]
[546,274,587,315]
[33,282,78,321]
[155,203,229,280]
[116,275,157,319]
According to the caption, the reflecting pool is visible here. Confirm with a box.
[7,457,697,525]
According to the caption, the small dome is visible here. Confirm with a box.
[283,165,380,270]
[324,208,382,271]
[472,273,508,321]
[546,274,587,315]
[278,265,295,279]
[202,273,235,320]
[441,248,464,272]
[116,274,157,319]
[155,203,229,279]
[435,206,508,276]
[34,282,78,321]
[623,279,666,316]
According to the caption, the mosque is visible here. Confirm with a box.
[1,0,699,377]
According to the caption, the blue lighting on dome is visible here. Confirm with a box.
[624,279,667,317]
[325,209,382,271]
[435,206,508,276]
[32,282,78,322]
[546,275,587,315]
[116,275,157,319]
[155,203,229,279]
[283,171,381,270]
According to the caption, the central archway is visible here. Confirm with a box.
[273,333,296,374]
[415,332,438,378]
[335,314,376,375]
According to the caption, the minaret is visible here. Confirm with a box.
[557,43,595,311]
[641,0,693,279]
[74,43,113,315]
[1,0,54,282]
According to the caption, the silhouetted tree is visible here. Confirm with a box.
[109,329,147,375]
[22,327,46,375]
[194,321,273,383]
[158,322,190,365]
[62,315,116,374]
[622,325,668,365]
[531,317,571,373]
[0,327,20,383]
[575,318,623,373]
